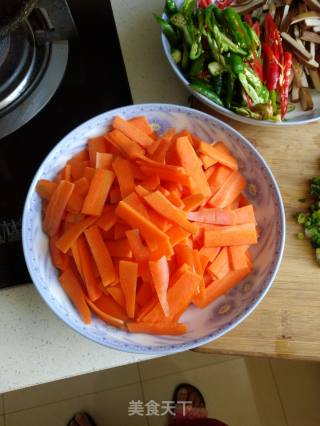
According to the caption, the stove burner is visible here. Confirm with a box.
[0,21,36,110]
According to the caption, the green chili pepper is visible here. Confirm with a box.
[212,74,223,97]
[212,5,222,22]
[243,67,269,103]
[239,74,262,105]
[181,44,189,71]
[230,53,245,75]
[190,9,204,60]
[270,89,277,113]
[233,106,262,120]
[180,0,196,17]
[171,48,182,64]
[225,72,235,109]
[165,0,178,16]
[190,82,224,106]
[170,13,193,46]
[205,4,217,33]
[206,31,226,67]
[244,22,261,56]
[213,25,247,55]
[189,55,205,77]
[222,7,251,51]
[154,15,179,47]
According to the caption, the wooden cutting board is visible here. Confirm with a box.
[192,98,320,361]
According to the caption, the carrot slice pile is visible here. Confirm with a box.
[36,115,258,335]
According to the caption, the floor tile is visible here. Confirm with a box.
[139,350,235,381]
[271,359,320,426]
[4,363,139,414]
[246,358,287,426]
[5,383,147,426]
[0,416,4,426]
[142,358,262,426]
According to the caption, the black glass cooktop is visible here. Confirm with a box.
[0,0,132,287]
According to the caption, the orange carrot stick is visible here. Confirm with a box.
[36,179,57,200]
[125,229,150,262]
[149,256,170,317]
[143,190,197,234]
[229,246,248,271]
[88,136,107,165]
[208,171,246,209]
[204,223,258,247]
[49,234,69,271]
[119,260,138,318]
[82,169,115,216]
[198,141,238,170]
[74,177,89,196]
[127,322,187,335]
[84,226,115,286]
[86,297,125,329]
[112,116,154,148]
[59,267,91,324]
[56,216,97,253]
[94,294,127,321]
[207,247,230,280]
[106,238,132,258]
[44,180,74,236]
[107,286,126,309]
[96,152,114,169]
[105,129,145,159]
[96,205,117,232]
[77,236,102,301]
[176,136,212,197]
[112,157,135,198]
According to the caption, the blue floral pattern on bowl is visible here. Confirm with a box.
[22,104,285,355]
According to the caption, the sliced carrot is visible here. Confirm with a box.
[143,190,197,234]
[112,157,135,198]
[107,286,126,309]
[82,169,115,216]
[204,223,258,247]
[229,246,248,271]
[214,141,231,155]
[127,322,187,335]
[204,164,217,180]
[56,216,96,253]
[95,294,127,321]
[74,177,89,196]
[59,267,91,324]
[71,240,83,279]
[188,208,234,225]
[66,192,84,214]
[149,256,170,317]
[150,138,172,163]
[119,260,138,318]
[124,191,150,219]
[182,194,205,212]
[112,116,154,148]
[208,165,233,195]
[96,205,117,232]
[192,249,205,301]
[208,171,246,209]
[198,141,238,171]
[175,136,212,198]
[135,297,158,321]
[201,266,252,308]
[44,180,74,236]
[199,247,220,262]
[139,165,193,188]
[143,271,200,323]
[106,238,132,258]
[96,152,114,169]
[86,297,125,329]
[207,247,230,280]
[136,280,154,307]
[105,129,145,159]
[129,115,155,136]
[233,205,256,225]
[88,136,107,166]
[166,226,190,247]
[238,193,251,207]
[126,229,149,262]
[83,166,95,183]
[170,263,191,286]
[174,244,194,270]
[49,234,69,271]
[84,226,115,286]
[141,175,160,191]
[77,235,102,302]
[116,201,172,254]
[67,149,89,167]
[36,179,57,200]
[199,154,217,170]
[134,184,150,198]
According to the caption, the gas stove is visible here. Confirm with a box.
[0,0,132,288]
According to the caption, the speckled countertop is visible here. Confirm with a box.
[0,0,188,394]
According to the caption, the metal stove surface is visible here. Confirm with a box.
[0,0,132,288]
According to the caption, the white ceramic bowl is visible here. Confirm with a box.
[23,103,285,354]
[161,2,320,126]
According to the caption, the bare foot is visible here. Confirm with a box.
[174,383,208,419]
[68,412,96,426]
